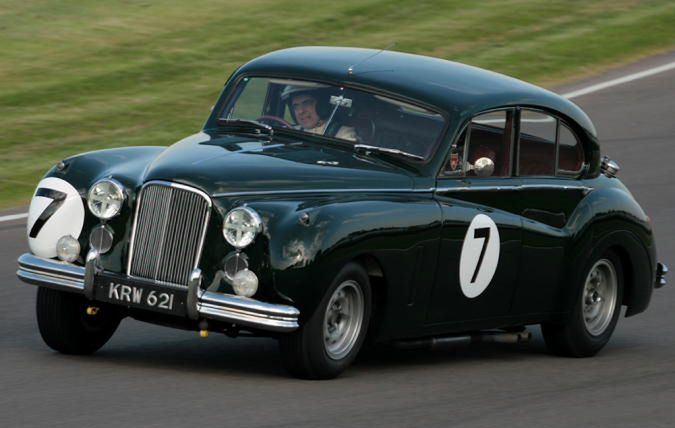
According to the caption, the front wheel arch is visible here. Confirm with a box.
[279,260,373,379]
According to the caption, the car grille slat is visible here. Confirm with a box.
[128,182,211,288]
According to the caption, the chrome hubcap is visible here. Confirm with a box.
[323,280,364,360]
[582,259,618,336]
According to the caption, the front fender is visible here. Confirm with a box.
[243,195,442,323]
[55,146,167,193]
[29,146,166,272]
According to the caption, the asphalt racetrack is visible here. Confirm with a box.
[1,52,674,427]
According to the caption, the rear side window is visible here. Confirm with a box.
[518,110,557,176]
[557,123,583,173]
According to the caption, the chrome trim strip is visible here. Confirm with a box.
[435,184,593,193]
[519,184,593,191]
[16,253,300,332]
[212,188,435,198]
[214,184,591,198]
[436,185,515,192]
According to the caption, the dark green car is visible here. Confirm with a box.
[17,47,668,379]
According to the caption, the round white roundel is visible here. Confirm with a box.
[459,214,500,298]
[27,177,85,259]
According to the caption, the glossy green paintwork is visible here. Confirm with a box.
[33,47,657,340]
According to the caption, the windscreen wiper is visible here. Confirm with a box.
[216,118,274,137]
[353,144,425,161]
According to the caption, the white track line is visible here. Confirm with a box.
[562,60,675,99]
[0,212,28,222]
[1,59,675,224]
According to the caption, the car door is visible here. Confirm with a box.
[511,109,589,315]
[426,109,523,326]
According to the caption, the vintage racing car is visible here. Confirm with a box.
[17,47,668,379]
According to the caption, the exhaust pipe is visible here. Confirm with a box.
[392,329,531,350]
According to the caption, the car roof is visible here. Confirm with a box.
[237,46,597,138]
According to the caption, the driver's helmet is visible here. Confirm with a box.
[281,84,330,121]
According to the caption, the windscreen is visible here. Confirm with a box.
[219,77,447,161]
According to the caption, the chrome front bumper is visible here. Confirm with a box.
[17,253,300,332]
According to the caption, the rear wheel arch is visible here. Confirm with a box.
[569,228,653,318]
[605,239,653,317]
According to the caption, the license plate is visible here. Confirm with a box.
[94,273,188,317]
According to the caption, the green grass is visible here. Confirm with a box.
[1,0,674,208]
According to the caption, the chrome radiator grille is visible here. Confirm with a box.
[127,182,211,287]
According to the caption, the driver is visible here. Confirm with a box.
[287,88,357,141]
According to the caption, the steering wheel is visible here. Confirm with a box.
[256,115,293,128]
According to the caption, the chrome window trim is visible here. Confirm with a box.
[556,121,586,176]
[126,180,212,286]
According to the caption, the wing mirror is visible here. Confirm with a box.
[472,157,495,177]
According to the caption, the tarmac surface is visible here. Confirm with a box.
[1,52,674,427]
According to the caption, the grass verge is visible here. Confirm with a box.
[1,0,674,208]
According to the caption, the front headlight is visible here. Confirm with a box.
[223,207,262,249]
[87,179,125,220]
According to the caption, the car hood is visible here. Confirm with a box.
[142,132,415,196]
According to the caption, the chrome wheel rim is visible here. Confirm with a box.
[582,259,618,336]
[323,280,364,360]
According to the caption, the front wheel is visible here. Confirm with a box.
[37,287,122,355]
[279,262,372,379]
[542,251,623,357]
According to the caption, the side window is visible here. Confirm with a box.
[557,123,584,174]
[518,110,556,176]
[466,110,513,177]
[441,110,513,177]
[442,128,467,176]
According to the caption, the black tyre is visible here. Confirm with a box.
[542,250,623,357]
[36,287,122,355]
[279,262,372,379]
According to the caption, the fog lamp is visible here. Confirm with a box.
[232,269,258,297]
[56,235,80,263]
[89,224,114,254]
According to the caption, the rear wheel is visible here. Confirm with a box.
[280,262,371,379]
[542,251,623,357]
[37,287,122,355]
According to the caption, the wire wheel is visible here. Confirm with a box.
[582,259,619,336]
[323,280,365,360]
